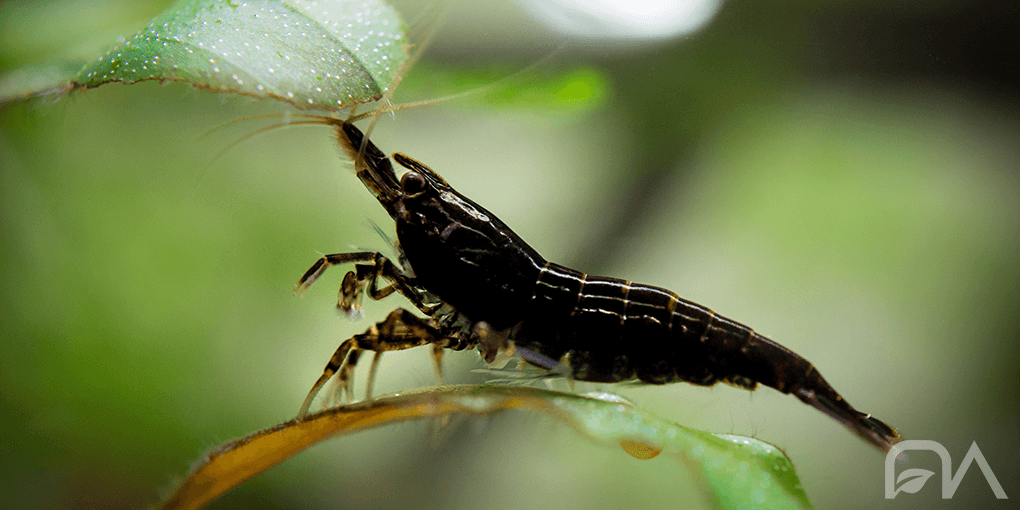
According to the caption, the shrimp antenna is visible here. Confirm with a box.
[354,0,449,156]
[195,112,341,144]
[346,39,568,129]
[206,2,563,164]
[206,119,336,164]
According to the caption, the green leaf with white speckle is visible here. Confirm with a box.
[3,0,407,110]
[547,389,813,510]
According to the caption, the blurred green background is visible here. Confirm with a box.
[1,0,1017,509]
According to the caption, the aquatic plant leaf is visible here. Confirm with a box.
[159,385,811,510]
[1,0,407,110]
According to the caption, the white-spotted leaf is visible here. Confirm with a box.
[3,0,408,110]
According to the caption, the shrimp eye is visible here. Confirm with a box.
[400,171,427,194]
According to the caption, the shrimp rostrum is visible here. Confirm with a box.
[295,118,902,452]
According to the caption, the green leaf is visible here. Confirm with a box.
[0,60,85,100]
[398,63,613,114]
[2,0,408,110]
[159,385,811,510]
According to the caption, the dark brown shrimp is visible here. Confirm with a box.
[295,118,901,452]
